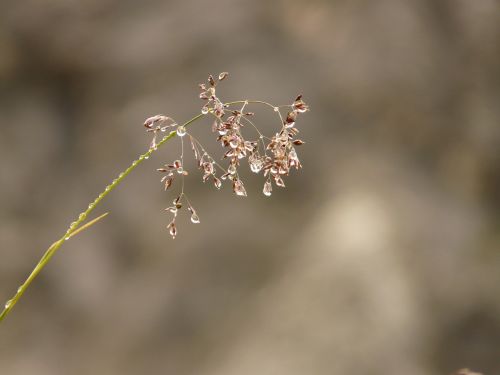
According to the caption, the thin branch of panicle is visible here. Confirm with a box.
[143,72,310,239]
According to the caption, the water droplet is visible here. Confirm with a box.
[274,107,279,112]
[263,180,272,196]
[229,137,239,149]
[201,106,209,115]
[176,125,187,137]
[78,213,86,220]
[132,160,138,166]
[144,156,149,160]
[190,213,200,224]
[249,156,263,173]
[233,179,247,197]
[213,177,222,189]
[119,173,125,178]
[167,221,177,239]
[5,299,12,309]
[64,237,70,241]
[105,186,111,192]
[17,286,22,293]
[88,204,94,209]
[112,179,118,184]
[250,163,262,173]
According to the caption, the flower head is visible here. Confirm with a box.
[143,73,309,238]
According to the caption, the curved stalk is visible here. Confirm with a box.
[0,99,283,323]
[0,113,204,323]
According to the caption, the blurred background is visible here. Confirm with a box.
[1,0,499,374]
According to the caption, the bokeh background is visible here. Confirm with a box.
[1,1,499,374]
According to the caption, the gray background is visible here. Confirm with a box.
[1,1,499,374]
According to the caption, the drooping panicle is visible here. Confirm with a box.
[142,74,309,239]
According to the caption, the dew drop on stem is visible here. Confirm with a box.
[176,126,187,137]
[190,213,200,224]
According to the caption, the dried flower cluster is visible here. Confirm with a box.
[143,72,309,238]
[143,115,177,150]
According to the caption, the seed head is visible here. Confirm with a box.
[142,74,309,238]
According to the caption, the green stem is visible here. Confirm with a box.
[0,112,205,323]
[0,99,280,323]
